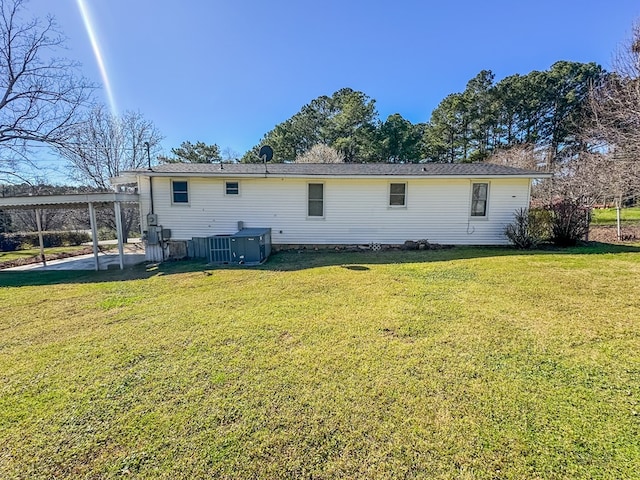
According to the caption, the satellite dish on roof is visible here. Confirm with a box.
[259,145,273,162]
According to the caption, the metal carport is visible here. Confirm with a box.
[0,192,139,270]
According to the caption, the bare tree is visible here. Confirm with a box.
[581,18,640,238]
[487,23,640,212]
[485,144,544,171]
[12,208,65,232]
[57,105,163,239]
[59,105,162,189]
[551,152,639,206]
[485,144,555,204]
[588,20,640,161]
[0,0,92,174]
[488,144,639,207]
[295,144,344,163]
[221,146,240,162]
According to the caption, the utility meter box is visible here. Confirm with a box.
[145,226,169,245]
[146,227,159,245]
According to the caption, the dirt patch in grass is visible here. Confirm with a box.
[589,225,640,243]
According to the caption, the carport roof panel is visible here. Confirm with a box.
[0,192,139,209]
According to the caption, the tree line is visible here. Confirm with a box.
[239,61,604,165]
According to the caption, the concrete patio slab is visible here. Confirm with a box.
[3,247,146,271]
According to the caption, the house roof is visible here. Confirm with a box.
[116,162,549,181]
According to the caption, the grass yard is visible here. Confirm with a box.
[591,206,640,225]
[1,245,639,479]
[0,245,119,269]
[0,246,88,263]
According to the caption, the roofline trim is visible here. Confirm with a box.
[131,171,551,180]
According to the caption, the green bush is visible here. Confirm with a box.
[65,231,92,245]
[504,208,550,249]
[98,227,117,241]
[0,233,22,251]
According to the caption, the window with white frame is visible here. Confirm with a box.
[308,183,324,217]
[389,183,407,207]
[171,180,189,204]
[471,182,489,217]
[225,181,239,195]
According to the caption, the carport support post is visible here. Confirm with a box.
[114,201,125,270]
[88,202,99,271]
[35,208,46,267]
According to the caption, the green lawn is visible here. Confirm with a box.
[0,245,119,268]
[591,206,640,225]
[0,246,88,263]
[1,246,639,479]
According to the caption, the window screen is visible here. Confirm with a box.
[308,183,324,217]
[172,181,189,203]
[390,183,406,206]
[471,183,488,216]
[226,181,239,195]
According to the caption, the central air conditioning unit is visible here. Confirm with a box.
[210,235,232,263]
[208,228,271,266]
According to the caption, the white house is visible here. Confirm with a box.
[113,163,548,262]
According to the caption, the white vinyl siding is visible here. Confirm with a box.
[148,176,531,245]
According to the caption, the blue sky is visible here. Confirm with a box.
[25,0,640,160]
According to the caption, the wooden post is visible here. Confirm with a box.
[35,208,46,267]
[88,202,99,271]
[616,202,621,241]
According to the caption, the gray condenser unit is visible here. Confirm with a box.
[209,235,232,263]
[208,228,271,266]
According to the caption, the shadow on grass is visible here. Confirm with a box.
[1,242,639,288]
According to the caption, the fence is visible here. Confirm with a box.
[589,206,640,242]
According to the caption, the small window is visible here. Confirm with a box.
[389,183,406,206]
[225,181,239,195]
[172,180,189,204]
[471,182,489,217]
[308,183,324,217]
